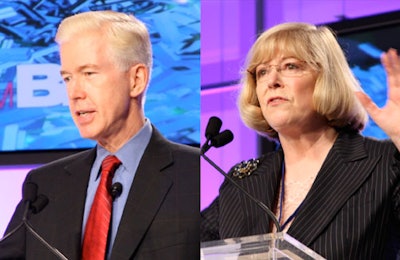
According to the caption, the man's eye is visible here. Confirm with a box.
[84,72,95,76]
[63,76,71,83]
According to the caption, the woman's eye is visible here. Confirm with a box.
[285,63,300,70]
[256,69,267,78]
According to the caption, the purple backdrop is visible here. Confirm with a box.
[200,1,400,210]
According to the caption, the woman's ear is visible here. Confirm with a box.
[129,63,148,98]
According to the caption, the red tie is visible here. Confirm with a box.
[82,155,121,260]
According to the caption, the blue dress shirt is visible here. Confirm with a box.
[81,119,152,258]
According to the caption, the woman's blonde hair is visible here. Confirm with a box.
[55,10,152,75]
[238,22,368,140]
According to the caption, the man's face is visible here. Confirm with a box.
[59,30,134,146]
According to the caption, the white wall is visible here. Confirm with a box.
[0,166,33,236]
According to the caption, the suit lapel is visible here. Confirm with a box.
[111,129,173,259]
[56,149,96,259]
[288,133,381,246]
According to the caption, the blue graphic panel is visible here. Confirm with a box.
[337,23,400,139]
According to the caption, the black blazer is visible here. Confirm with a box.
[0,127,200,260]
[201,132,400,259]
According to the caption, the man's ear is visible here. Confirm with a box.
[129,64,148,98]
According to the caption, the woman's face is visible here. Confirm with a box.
[255,54,320,135]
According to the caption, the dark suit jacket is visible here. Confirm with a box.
[201,132,400,259]
[0,127,200,260]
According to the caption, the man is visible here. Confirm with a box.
[0,11,199,259]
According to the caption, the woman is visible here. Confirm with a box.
[201,22,400,259]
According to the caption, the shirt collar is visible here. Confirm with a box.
[95,119,153,178]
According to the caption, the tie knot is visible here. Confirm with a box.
[102,155,121,172]
[101,155,121,181]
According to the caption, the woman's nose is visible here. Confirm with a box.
[266,70,282,89]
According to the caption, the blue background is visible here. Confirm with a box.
[0,0,200,151]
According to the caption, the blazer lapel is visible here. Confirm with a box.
[110,129,173,259]
[261,151,283,232]
[288,133,381,246]
[235,150,282,235]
